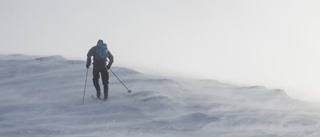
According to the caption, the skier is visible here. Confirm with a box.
[86,39,114,100]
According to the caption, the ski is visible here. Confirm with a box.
[91,95,107,102]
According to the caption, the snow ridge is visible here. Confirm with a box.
[0,55,320,137]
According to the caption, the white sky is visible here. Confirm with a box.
[1,0,320,102]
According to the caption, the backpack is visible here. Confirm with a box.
[94,43,108,61]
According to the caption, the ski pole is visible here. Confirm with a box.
[82,68,89,104]
[110,69,132,93]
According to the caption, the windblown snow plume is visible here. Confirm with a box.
[0,54,320,137]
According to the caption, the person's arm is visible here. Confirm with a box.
[86,47,94,68]
[107,51,114,69]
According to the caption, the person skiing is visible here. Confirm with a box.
[86,39,114,100]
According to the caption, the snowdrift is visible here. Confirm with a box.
[1,54,320,137]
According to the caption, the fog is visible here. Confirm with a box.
[1,0,320,102]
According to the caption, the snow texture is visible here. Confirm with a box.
[1,54,320,137]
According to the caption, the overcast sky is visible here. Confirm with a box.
[1,0,320,102]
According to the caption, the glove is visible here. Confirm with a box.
[107,65,111,69]
[86,64,90,69]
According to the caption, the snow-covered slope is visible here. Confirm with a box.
[1,54,320,137]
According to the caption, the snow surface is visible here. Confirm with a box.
[1,54,320,137]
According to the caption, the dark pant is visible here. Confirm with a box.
[92,65,109,98]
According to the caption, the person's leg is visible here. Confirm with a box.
[101,66,109,100]
[92,66,101,98]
